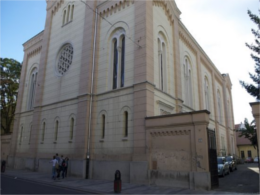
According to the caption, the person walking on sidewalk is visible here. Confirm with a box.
[55,153,61,179]
[50,156,58,180]
[62,157,69,178]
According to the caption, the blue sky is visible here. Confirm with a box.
[1,0,46,62]
[1,0,259,124]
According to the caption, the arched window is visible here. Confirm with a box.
[70,117,74,140]
[67,5,70,23]
[124,111,128,137]
[102,115,105,139]
[204,77,210,111]
[112,39,118,89]
[55,120,59,141]
[157,34,167,92]
[42,122,46,142]
[70,5,74,21]
[63,10,66,25]
[19,126,23,144]
[217,90,222,123]
[111,29,125,90]
[183,57,193,108]
[28,68,38,110]
[227,100,232,128]
[62,4,74,25]
[29,125,32,144]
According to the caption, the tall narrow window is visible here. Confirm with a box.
[28,69,38,110]
[63,10,66,25]
[102,115,105,139]
[184,57,193,108]
[19,126,23,144]
[55,120,59,141]
[124,111,128,137]
[42,122,45,142]
[204,77,210,111]
[227,101,232,128]
[70,118,74,140]
[110,29,126,90]
[70,5,74,21]
[29,125,32,144]
[67,5,70,23]
[160,50,163,90]
[217,91,222,123]
[113,39,118,89]
[157,35,167,92]
[188,70,192,107]
[120,36,125,87]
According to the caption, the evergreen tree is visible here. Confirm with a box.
[240,10,260,100]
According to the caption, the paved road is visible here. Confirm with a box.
[1,175,86,194]
[215,163,259,193]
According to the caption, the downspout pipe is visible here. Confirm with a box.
[86,6,98,179]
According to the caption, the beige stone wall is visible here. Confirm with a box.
[200,62,216,120]
[42,1,86,105]
[154,89,176,116]
[215,81,226,125]
[36,101,78,157]
[16,113,33,154]
[20,54,40,112]
[93,88,134,158]
[179,40,199,111]
[96,2,135,93]
[146,110,211,190]
[153,5,175,96]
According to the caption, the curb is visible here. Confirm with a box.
[2,173,102,194]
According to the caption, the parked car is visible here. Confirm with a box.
[254,157,259,163]
[217,157,230,177]
[226,156,237,172]
[245,157,254,163]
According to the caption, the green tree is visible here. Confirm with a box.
[240,10,260,100]
[238,118,258,149]
[0,58,22,134]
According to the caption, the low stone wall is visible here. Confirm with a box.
[145,110,211,190]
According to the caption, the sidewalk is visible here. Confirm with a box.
[1,169,239,194]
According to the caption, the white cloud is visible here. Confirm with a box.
[175,0,258,123]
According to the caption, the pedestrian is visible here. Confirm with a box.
[50,156,58,179]
[55,153,61,179]
[61,158,66,178]
[63,157,69,178]
[59,155,64,178]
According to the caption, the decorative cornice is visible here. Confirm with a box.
[47,0,64,15]
[23,31,44,51]
[179,30,197,56]
[150,129,190,137]
[99,0,134,18]
[153,0,181,26]
[27,46,42,58]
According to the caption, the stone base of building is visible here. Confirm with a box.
[149,170,211,190]
[7,156,211,190]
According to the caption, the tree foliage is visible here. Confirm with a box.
[238,118,258,149]
[0,58,22,134]
[240,10,260,100]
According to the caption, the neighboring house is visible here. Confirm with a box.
[8,0,236,190]
[235,123,258,160]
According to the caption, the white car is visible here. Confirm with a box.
[254,157,259,163]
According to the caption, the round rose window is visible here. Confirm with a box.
[56,44,73,76]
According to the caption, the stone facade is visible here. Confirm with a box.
[7,0,235,190]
